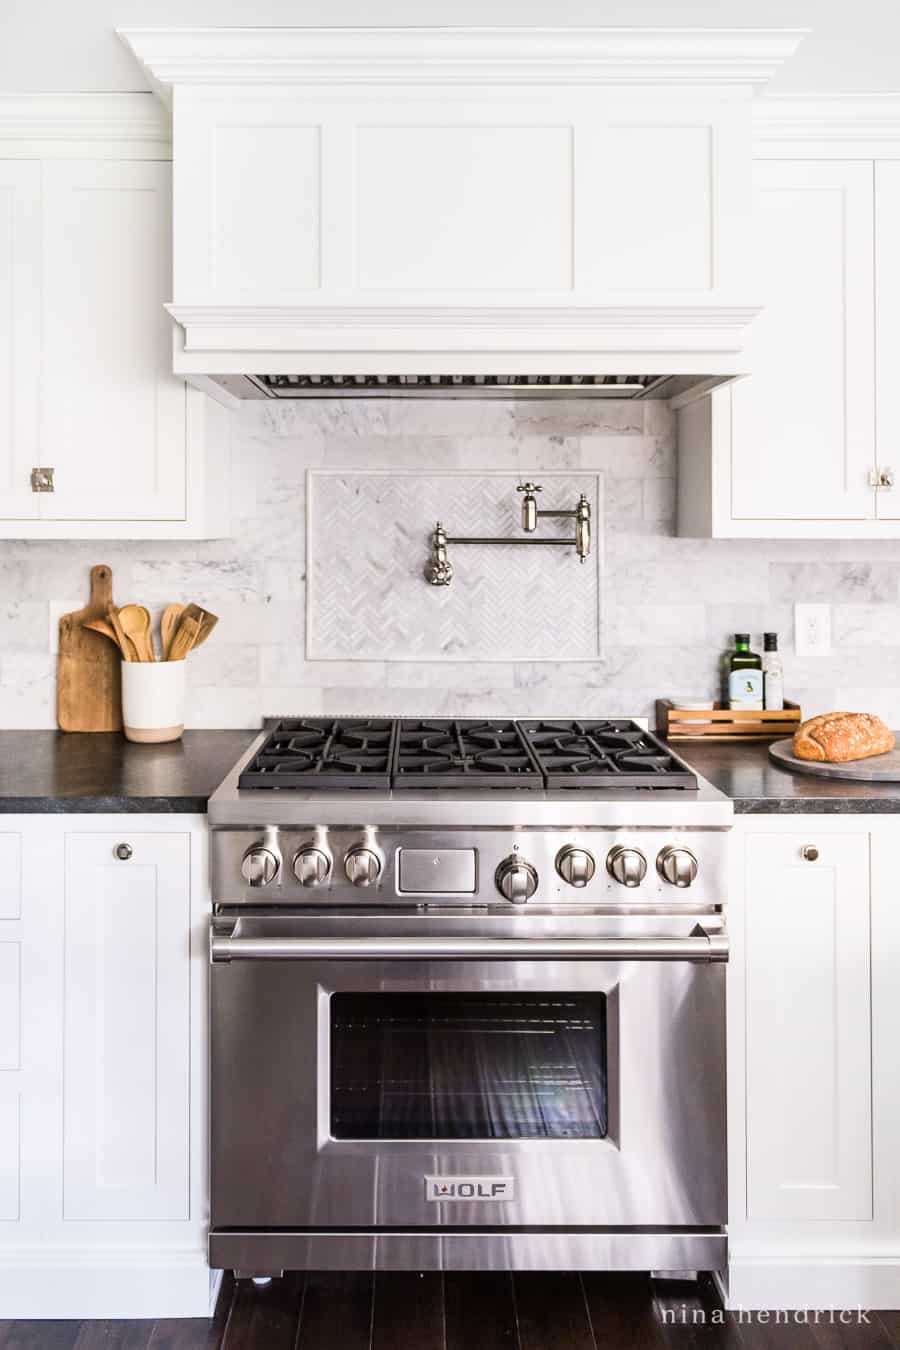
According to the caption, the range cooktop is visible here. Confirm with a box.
[237,718,698,792]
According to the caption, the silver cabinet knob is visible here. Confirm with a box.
[801,844,819,862]
[882,467,895,488]
[345,847,382,888]
[292,846,331,887]
[241,846,280,888]
[555,845,596,888]
[495,855,538,904]
[114,842,133,861]
[657,846,699,888]
[606,845,647,888]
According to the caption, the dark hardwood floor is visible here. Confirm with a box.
[1,1273,897,1350]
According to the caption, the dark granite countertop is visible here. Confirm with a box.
[0,730,256,813]
[1,730,897,815]
[673,739,900,814]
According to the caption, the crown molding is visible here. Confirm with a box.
[0,93,171,157]
[119,27,807,102]
[754,94,900,157]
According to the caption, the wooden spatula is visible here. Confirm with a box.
[167,613,202,662]
[191,608,219,651]
[83,617,129,657]
[119,604,155,662]
[160,604,185,661]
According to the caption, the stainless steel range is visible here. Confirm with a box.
[207,718,731,1280]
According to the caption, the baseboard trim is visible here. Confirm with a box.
[0,1248,215,1319]
[728,1256,900,1310]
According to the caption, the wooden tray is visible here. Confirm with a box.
[769,736,900,781]
[57,564,122,733]
[656,699,802,742]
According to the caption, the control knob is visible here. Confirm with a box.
[555,846,596,888]
[495,855,538,904]
[344,846,382,888]
[657,846,698,888]
[241,844,280,888]
[293,846,331,887]
[606,845,647,888]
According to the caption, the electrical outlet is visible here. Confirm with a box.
[794,603,831,656]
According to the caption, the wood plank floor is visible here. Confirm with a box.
[1,1273,898,1350]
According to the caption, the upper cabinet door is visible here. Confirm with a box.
[0,162,41,520]
[876,161,900,520]
[39,161,187,522]
[730,161,875,522]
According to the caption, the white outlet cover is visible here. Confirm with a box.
[794,603,832,656]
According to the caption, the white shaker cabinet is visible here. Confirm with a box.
[62,831,190,1221]
[38,161,189,525]
[728,815,900,1310]
[0,815,213,1320]
[0,95,230,540]
[0,161,41,521]
[743,830,872,1222]
[678,152,900,538]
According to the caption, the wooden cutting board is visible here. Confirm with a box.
[769,736,900,782]
[57,565,122,732]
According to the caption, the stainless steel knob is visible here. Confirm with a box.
[241,846,280,887]
[657,846,699,888]
[495,855,538,904]
[556,845,596,888]
[292,846,331,887]
[801,844,819,862]
[114,842,133,861]
[345,847,382,888]
[606,845,647,888]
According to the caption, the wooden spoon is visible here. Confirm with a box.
[118,604,155,662]
[106,608,137,662]
[82,617,129,658]
[160,604,185,661]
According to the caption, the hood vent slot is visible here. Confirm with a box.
[244,373,687,401]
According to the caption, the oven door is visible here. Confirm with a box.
[210,912,726,1232]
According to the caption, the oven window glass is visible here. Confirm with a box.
[330,992,608,1140]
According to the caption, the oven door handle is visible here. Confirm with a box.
[210,927,728,964]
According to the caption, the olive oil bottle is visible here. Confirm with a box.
[726,633,763,710]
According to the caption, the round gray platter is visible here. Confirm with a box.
[769,736,900,781]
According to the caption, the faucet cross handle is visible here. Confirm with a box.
[517,482,542,532]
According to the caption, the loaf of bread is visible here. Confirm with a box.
[792,712,895,763]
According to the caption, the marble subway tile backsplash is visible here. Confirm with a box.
[5,397,900,728]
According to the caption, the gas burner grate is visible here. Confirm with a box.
[392,720,544,791]
[238,718,397,790]
[238,718,698,791]
[518,719,698,790]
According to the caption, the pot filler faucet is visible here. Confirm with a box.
[425,482,591,587]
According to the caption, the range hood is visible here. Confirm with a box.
[120,27,805,405]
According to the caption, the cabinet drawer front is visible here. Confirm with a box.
[62,832,190,1221]
[744,832,872,1221]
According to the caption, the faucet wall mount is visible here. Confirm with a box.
[425,483,591,587]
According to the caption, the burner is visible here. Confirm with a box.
[519,720,697,790]
[392,720,544,790]
[238,719,397,790]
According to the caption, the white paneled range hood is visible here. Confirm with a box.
[120,27,805,405]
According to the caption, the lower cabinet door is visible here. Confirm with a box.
[62,831,190,1221]
[744,832,872,1221]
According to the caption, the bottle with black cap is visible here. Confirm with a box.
[762,632,784,710]
[727,633,763,710]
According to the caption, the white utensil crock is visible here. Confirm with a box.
[121,661,186,744]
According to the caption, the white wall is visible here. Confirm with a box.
[2,0,900,95]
